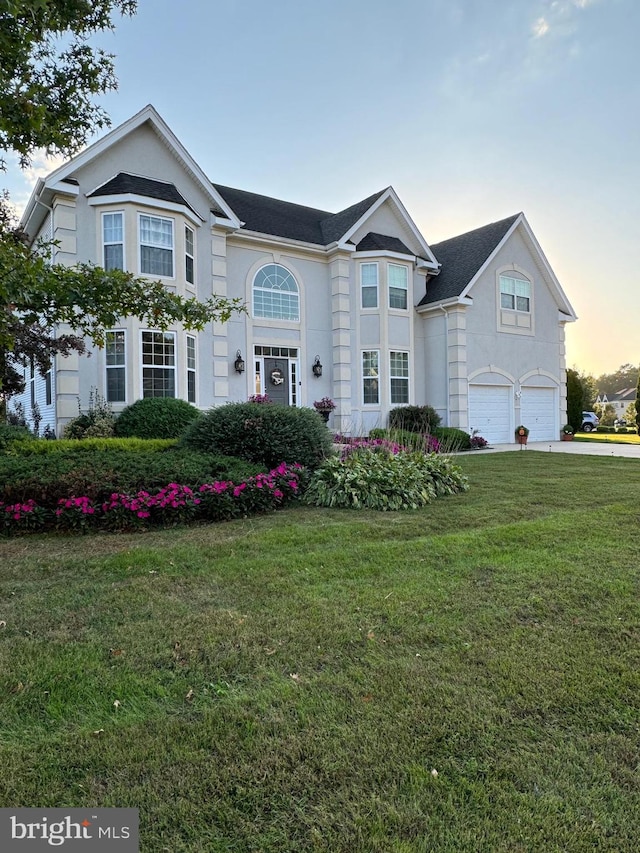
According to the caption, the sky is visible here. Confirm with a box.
[4,0,640,377]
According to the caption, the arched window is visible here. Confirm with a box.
[252,264,300,321]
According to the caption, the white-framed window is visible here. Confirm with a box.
[102,212,124,271]
[105,330,126,403]
[390,351,409,405]
[253,264,299,321]
[139,214,174,278]
[388,263,408,310]
[185,225,194,286]
[362,350,380,405]
[186,334,196,404]
[500,275,531,312]
[141,331,176,398]
[361,262,378,309]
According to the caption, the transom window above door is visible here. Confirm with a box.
[253,263,300,321]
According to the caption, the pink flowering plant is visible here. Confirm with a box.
[313,397,336,412]
[248,394,271,403]
[0,463,304,536]
[0,499,45,534]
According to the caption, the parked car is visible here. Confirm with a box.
[581,411,599,432]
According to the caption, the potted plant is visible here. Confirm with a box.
[515,425,529,447]
[313,396,336,424]
[561,424,574,441]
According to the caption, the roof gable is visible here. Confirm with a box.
[21,105,240,235]
[419,214,520,305]
[419,213,576,320]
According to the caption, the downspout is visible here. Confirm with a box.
[439,305,450,426]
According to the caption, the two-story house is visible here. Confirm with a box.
[13,105,577,444]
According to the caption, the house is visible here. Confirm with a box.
[13,105,577,445]
[597,388,636,421]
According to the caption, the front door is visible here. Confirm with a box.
[265,358,289,405]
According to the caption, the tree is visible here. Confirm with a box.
[566,369,585,432]
[0,1,244,397]
[0,0,137,168]
[566,368,597,432]
[0,202,243,395]
[595,362,639,398]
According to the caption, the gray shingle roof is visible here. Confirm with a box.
[212,184,387,246]
[355,232,413,255]
[88,172,195,211]
[419,214,521,306]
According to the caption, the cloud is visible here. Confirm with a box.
[532,16,551,37]
[23,150,68,187]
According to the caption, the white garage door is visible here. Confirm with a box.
[468,385,511,444]
[520,387,557,442]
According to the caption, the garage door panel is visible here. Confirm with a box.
[469,385,511,444]
[520,387,556,441]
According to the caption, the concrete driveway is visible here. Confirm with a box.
[475,440,640,459]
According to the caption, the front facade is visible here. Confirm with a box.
[14,106,577,444]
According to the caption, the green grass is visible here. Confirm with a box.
[1,452,640,851]
[575,431,640,445]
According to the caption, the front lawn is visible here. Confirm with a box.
[1,452,640,852]
[575,431,640,445]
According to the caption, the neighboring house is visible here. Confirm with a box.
[597,388,636,420]
[12,105,577,444]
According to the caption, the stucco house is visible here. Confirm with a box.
[13,105,577,444]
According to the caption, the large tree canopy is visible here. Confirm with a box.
[0,0,245,399]
[0,0,136,167]
[0,202,244,395]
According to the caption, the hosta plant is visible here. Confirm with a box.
[304,447,468,511]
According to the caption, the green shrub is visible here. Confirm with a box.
[304,447,468,510]
[432,426,472,451]
[8,437,177,455]
[0,446,263,507]
[388,405,442,433]
[368,428,437,452]
[114,397,200,439]
[63,390,116,439]
[0,423,33,451]
[181,403,333,469]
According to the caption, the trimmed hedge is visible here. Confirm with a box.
[0,423,33,451]
[114,397,200,439]
[0,446,263,507]
[7,437,177,455]
[388,405,442,433]
[182,402,334,469]
[1,463,304,536]
[432,427,472,451]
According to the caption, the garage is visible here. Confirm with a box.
[520,387,557,441]
[468,384,512,444]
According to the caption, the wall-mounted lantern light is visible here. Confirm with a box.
[312,355,323,377]
[234,349,245,374]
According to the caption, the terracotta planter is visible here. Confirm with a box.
[561,433,574,441]
[517,435,528,446]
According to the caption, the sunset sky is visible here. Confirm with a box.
[5,0,639,377]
